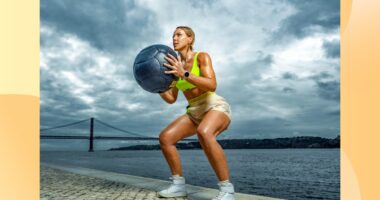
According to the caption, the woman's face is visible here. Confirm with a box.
[172,28,191,51]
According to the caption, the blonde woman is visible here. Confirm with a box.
[158,26,235,200]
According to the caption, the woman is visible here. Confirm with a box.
[158,26,235,200]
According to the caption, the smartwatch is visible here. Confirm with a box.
[184,71,190,78]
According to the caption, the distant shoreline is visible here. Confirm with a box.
[109,135,340,151]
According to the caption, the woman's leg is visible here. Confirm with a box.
[159,114,197,176]
[197,110,231,181]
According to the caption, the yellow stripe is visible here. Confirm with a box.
[188,91,215,105]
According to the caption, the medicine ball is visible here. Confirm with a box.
[133,44,178,93]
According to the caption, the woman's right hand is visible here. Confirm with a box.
[159,81,179,104]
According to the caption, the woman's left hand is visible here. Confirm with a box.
[164,54,186,78]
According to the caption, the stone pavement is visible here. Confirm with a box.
[41,166,186,200]
[40,163,282,200]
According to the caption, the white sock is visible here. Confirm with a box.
[219,179,231,184]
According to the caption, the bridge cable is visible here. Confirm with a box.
[94,119,155,138]
[40,118,91,132]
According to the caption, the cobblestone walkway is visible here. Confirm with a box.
[40,166,188,200]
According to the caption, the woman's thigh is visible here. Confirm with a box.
[160,114,198,144]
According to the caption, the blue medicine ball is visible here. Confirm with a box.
[133,44,178,93]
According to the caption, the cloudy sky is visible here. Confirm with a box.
[40,0,340,150]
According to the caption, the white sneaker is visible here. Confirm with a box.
[158,176,187,198]
[212,181,235,200]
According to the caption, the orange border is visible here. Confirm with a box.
[1,0,380,199]
[341,0,380,199]
[0,0,40,199]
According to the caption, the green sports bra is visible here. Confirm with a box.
[176,52,201,92]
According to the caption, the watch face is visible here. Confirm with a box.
[185,71,190,77]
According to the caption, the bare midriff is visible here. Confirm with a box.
[183,87,208,101]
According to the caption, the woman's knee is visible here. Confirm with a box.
[196,127,216,142]
[159,131,176,146]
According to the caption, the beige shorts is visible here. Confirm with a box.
[186,92,232,125]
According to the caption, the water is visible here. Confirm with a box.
[41,149,339,200]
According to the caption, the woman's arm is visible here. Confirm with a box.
[184,52,217,92]
[159,82,179,104]
[164,52,217,92]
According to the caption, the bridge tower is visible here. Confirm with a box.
[89,118,94,152]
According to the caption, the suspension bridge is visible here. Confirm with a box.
[40,118,197,152]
